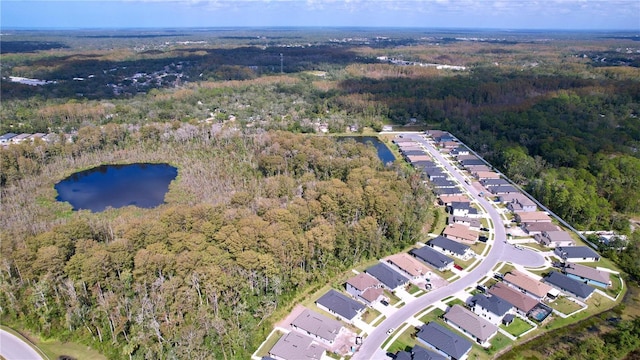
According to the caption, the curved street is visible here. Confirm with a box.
[0,329,44,360]
[354,133,543,359]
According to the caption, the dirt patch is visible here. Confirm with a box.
[275,304,306,329]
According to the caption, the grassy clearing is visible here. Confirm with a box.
[501,317,534,337]
[606,274,623,298]
[386,326,417,353]
[361,308,382,324]
[406,283,421,295]
[418,308,445,324]
[470,242,487,254]
[548,297,584,315]
[255,330,284,358]
[430,207,448,235]
[486,333,513,356]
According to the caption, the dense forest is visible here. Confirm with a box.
[0,126,432,359]
[1,29,640,359]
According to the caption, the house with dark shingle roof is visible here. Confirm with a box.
[417,322,472,360]
[534,230,575,248]
[268,332,325,360]
[365,263,410,292]
[410,246,454,271]
[315,289,365,323]
[554,246,600,262]
[290,308,343,344]
[395,345,447,360]
[428,236,474,260]
[544,271,595,300]
[469,294,514,325]
[444,305,499,347]
[0,133,17,144]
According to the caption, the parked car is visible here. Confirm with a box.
[480,227,490,232]
[454,264,463,270]
[380,300,389,306]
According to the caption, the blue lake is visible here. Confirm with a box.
[340,136,396,164]
[55,163,178,212]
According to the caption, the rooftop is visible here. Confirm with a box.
[488,283,539,313]
[346,272,380,291]
[269,332,324,360]
[544,271,595,299]
[429,235,471,256]
[417,322,472,360]
[503,270,553,298]
[316,289,365,320]
[564,263,611,284]
[365,263,409,290]
[291,308,343,342]
[444,304,498,343]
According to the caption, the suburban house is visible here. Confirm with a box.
[428,236,474,260]
[448,202,478,217]
[268,332,325,360]
[385,253,432,280]
[488,283,539,316]
[563,263,611,288]
[448,216,481,230]
[407,155,433,163]
[503,270,555,301]
[464,164,492,172]
[456,154,478,161]
[544,271,595,300]
[450,147,470,157]
[10,133,32,143]
[505,194,537,212]
[290,308,343,344]
[469,294,514,326]
[315,289,365,323]
[410,246,454,271]
[515,211,552,223]
[345,273,384,306]
[473,171,500,180]
[444,305,499,348]
[534,230,575,248]
[438,195,470,206]
[442,224,479,244]
[365,263,410,292]
[489,185,519,195]
[412,160,437,169]
[395,345,447,360]
[0,133,17,144]
[521,222,560,235]
[435,187,465,196]
[417,322,472,360]
[481,178,509,188]
[431,178,458,188]
[460,158,485,167]
[424,168,447,181]
[554,246,600,262]
[441,141,459,150]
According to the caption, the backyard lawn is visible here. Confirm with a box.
[255,330,284,358]
[548,296,584,315]
[385,326,417,353]
[501,317,535,337]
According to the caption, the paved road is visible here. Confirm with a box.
[353,133,539,359]
[0,330,44,360]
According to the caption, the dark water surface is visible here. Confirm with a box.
[340,136,396,164]
[55,163,178,212]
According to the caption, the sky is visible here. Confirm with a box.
[1,0,639,30]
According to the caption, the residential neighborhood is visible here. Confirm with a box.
[253,131,624,360]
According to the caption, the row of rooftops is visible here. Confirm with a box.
[0,132,54,145]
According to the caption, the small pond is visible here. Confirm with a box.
[55,163,178,212]
[339,136,396,164]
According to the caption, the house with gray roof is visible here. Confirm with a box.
[410,246,454,271]
[469,294,514,325]
[417,322,472,360]
[450,147,470,157]
[431,178,458,188]
[435,187,465,196]
[544,271,595,300]
[521,222,560,235]
[444,305,498,347]
[563,263,611,288]
[460,158,485,166]
[481,178,509,187]
[554,246,600,262]
[428,236,473,260]
[315,289,365,323]
[365,263,410,292]
[505,194,537,212]
[448,216,481,230]
[423,168,447,180]
[0,133,17,144]
[290,308,343,344]
[489,185,518,195]
[534,230,575,248]
[268,332,324,360]
[395,345,447,360]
